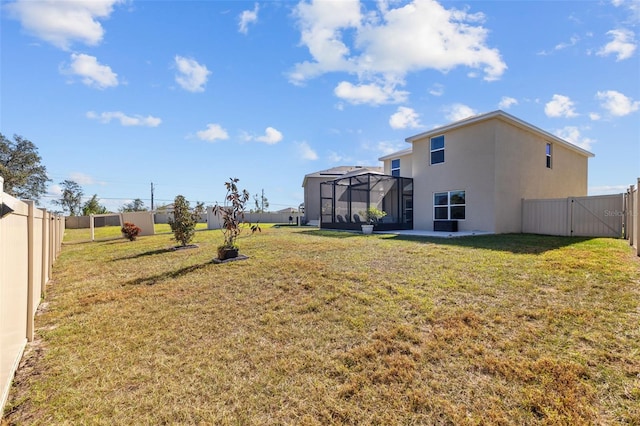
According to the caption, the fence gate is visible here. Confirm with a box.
[523,194,624,237]
[570,195,623,237]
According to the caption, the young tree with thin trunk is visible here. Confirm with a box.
[53,180,83,216]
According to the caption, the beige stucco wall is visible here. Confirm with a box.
[493,119,589,233]
[303,176,325,222]
[382,151,413,177]
[411,120,498,232]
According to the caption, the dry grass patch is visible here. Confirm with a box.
[3,227,640,424]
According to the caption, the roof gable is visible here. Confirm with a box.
[404,110,594,158]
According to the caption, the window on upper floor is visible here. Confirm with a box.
[430,135,445,165]
[546,143,552,168]
[391,159,400,176]
[434,190,466,220]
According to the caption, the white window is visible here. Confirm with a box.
[434,190,465,220]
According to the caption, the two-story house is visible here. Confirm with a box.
[305,111,593,233]
[378,110,594,233]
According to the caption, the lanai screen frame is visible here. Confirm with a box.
[320,173,413,231]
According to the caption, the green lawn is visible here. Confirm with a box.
[62,223,208,243]
[3,227,639,424]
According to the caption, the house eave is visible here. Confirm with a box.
[378,147,413,162]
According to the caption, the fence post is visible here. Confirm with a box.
[631,178,640,256]
[628,185,634,246]
[41,210,49,294]
[568,197,574,237]
[26,201,36,342]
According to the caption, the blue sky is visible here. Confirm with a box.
[1,0,639,212]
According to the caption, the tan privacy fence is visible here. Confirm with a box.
[0,177,64,412]
[522,179,640,256]
[522,194,624,237]
[626,180,640,256]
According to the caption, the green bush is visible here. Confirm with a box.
[168,195,204,247]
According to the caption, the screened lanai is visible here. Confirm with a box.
[320,173,413,231]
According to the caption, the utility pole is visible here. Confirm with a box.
[151,182,155,210]
[261,188,264,212]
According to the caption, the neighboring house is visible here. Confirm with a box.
[275,207,299,214]
[377,110,594,233]
[302,166,383,224]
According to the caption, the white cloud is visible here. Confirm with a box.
[498,96,518,109]
[196,124,229,142]
[255,127,283,144]
[239,3,259,34]
[48,184,63,197]
[596,90,640,116]
[554,126,595,151]
[597,29,636,60]
[334,81,408,105]
[86,111,161,127]
[64,53,118,89]
[174,56,211,92]
[328,151,350,163]
[544,94,578,118]
[538,35,580,55]
[289,0,506,102]
[444,103,477,122]
[5,0,123,50]
[589,112,601,121]
[370,140,406,156]
[389,106,422,129]
[429,83,444,96]
[555,35,580,51]
[296,141,318,160]
[69,172,102,186]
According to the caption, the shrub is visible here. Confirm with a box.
[168,195,205,247]
[212,178,260,258]
[121,222,141,241]
[361,206,387,224]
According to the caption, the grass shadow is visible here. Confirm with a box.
[391,233,597,254]
[112,247,178,261]
[301,229,597,254]
[299,229,367,239]
[124,260,215,286]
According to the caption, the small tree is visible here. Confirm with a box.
[82,194,109,215]
[168,195,204,247]
[120,198,147,212]
[253,191,269,213]
[213,178,260,258]
[53,180,83,216]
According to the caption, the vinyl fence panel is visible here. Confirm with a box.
[0,177,64,413]
[522,198,570,236]
[522,194,624,238]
